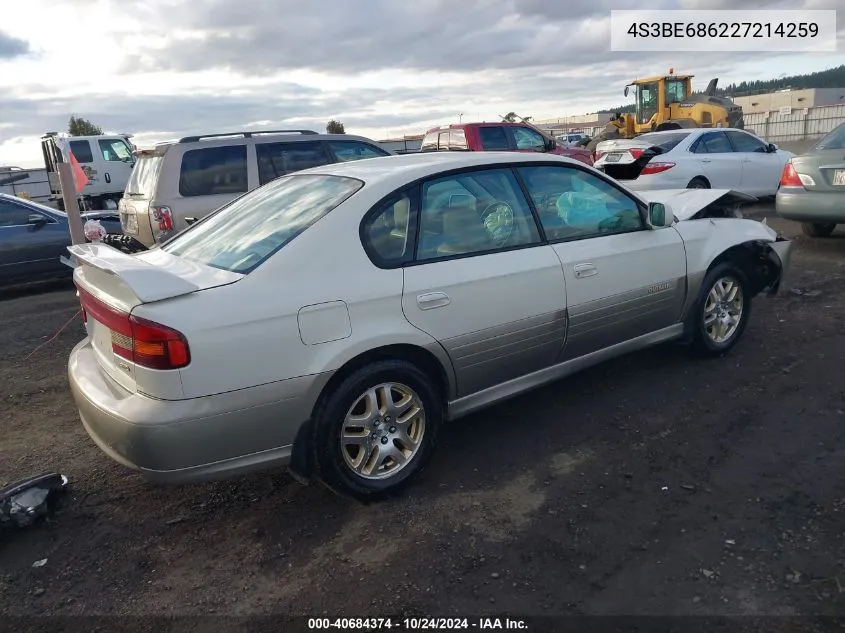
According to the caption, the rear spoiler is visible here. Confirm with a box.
[67,243,200,303]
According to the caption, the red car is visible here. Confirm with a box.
[420,122,594,165]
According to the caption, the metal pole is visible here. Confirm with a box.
[58,162,85,245]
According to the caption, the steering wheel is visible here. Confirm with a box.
[480,201,515,246]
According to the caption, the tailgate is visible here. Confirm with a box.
[69,243,242,393]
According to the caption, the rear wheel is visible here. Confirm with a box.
[687,177,710,189]
[801,222,836,238]
[689,262,751,357]
[311,360,441,501]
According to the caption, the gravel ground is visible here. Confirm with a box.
[1,206,845,627]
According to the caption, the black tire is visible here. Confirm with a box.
[689,261,752,357]
[801,222,836,238]
[687,177,710,189]
[311,359,442,502]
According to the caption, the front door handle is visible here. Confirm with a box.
[700,159,711,163]
[742,158,752,163]
[104,172,111,184]
[417,292,450,310]
[573,263,598,279]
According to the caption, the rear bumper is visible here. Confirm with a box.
[775,188,845,224]
[68,339,330,484]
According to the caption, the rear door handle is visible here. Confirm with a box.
[700,159,711,163]
[574,263,598,278]
[742,158,752,163]
[417,292,450,310]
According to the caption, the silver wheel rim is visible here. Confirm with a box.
[703,276,744,344]
[341,382,426,480]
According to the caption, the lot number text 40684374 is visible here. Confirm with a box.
[307,617,528,630]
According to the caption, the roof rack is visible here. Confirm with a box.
[177,130,318,143]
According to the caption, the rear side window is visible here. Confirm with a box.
[815,123,845,150]
[164,174,363,274]
[179,145,248,197]
[69,140,93,164]
[329,141,390,162]
[256,141,330,185]
[479,127,510,151]
[692,132,733,154]
[635,132,691,152]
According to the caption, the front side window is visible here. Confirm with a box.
[256,141,330,185]
[99,139,133,162]
[727,131,767,153]
[479,126,510,151]
[416,168,541,261]
[692,132,733,154]
[0,199,35,227]
[361,192,413,267]
[637,82,659,125]
[69,140,94,164]
[164,174,362,274]
[510,127,546,152]
[517,165,644,241]
[179,145,248,197]
[328,141,390,162]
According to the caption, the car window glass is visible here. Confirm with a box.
[179,145,248,197]
[362,193,412,266]
[449,129,468,150]
[511,127,546,151]
[417,168,541,261]
[69,140,94,164]
[694,132,733,154]
[727,131,767,153]
[815,123,845,150]
[98,139,133,162]
[0,199,36,226]
[517,166,643,241]
[636,131,691,152]
[328,141,389,162]
[479,127,510,151]
[420,132,439,152]
[256,141,329,185]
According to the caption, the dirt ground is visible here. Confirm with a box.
[2,206,845,626]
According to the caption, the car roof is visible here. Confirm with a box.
[152,132,388,151]
[293,151,583,186]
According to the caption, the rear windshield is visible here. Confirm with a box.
[162,174,363,274]
[814,123,845,150]
[635,132,691,152]
[125,155,163,197]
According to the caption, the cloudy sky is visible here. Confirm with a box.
[1,0,843,167]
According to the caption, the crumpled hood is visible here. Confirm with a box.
[635,189,758,221]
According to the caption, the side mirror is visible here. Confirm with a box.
[27,213,47,225]
[646,202,673,228]
[545,138,556,151]
[624,86,630,97]
[767,143,778,153]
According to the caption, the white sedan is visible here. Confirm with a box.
[594,128,793,197]
[66,152,792,501]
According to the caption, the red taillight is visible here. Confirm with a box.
[640,162,675,175]
[629,148,645,159]
[152,206,173,232]
[76,286,190,370]
[779,162,803,188]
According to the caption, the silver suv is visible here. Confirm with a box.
[118,130,392,248]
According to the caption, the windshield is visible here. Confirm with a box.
[125,155,163,197]
[814,123,845,150]
[163,174,363,274]
[636,131,691,152]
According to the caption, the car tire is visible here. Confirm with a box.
[687,177,710,189]
[311,359,441,502]
[801,222,836,238]
[689,261,752,357]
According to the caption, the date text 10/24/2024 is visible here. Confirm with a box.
[609,9,837,52]
[307,618,528,630]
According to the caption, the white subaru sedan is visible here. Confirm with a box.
[67,152,792,500]
[594,128,793,197]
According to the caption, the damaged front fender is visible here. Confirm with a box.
[764,237,793,296]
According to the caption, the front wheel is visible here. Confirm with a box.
[801,222,836,238]
[311,360,441,501]
[690,262,752,357]
[687,177,710,189]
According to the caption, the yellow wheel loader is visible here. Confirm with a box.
[587,69,744,154]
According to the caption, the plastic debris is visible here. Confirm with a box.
[32,559,48,568]
[83,219,107,242]
[701,569,715,578]
[0,473,68,529]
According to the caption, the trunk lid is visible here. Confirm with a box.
[790,150,845,193]
[595,140,660,180]
[69,243,242,392]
